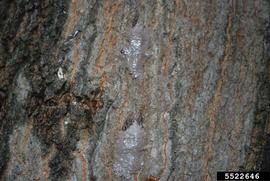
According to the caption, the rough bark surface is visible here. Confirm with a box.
[0,0,269,181]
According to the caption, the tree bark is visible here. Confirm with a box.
[0,0,269,181]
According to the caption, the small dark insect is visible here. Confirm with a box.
[120,49,126,55]
[122,112,143,131]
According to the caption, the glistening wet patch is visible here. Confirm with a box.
[113,113,145,178]
[120,24,152,79]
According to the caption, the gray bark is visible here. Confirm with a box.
[0,0,269,181]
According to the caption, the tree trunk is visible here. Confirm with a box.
[0,0,269,180]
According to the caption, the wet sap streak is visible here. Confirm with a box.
[113,24,152,178]
[113,121,144,178]
[121,24,151,79]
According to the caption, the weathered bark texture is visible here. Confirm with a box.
[0,0,269,180]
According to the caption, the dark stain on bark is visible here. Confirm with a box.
[245,21,270,171]
[0,0,70,179]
